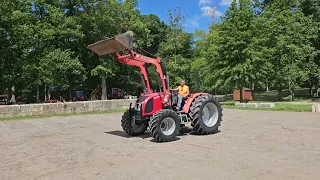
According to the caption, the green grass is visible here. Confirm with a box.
[0,108,127,121]
[221,102,312,112]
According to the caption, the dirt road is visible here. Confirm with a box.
[0,109,319,180]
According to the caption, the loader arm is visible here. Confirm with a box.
[114,50,169,94]
[113,52,152,94]
[87,31,170,99]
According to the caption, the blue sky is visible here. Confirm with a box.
[136,0,233,32]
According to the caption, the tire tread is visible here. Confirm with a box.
[189,94,223,135]
[121,108,147,136]
[149,109,180,142]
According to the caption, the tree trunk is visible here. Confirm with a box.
[315,78,319,94]
[239,87,244,103]
[10,85,16,104]
[252,83,255,91]
[309,84,313,97]
[289,87,295,101]
[68,85,72,101]
[44,84,47,102]
[36,85,40,103]
[101,74,107,100]
[278,88,282,101]
[288,81,295,101]
[48,88,51,101]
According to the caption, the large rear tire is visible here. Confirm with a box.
[189,94,223,135]
[149,109,181,142]
[121,108,148,136]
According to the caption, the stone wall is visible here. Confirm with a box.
[0,99,136,118]
[235,102,275,108]
[312,104,320,113]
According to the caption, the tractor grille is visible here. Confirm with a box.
[144,98,153,113]
[135,103,142,111]
[134,108,143,121]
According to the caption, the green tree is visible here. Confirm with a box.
[204,0,256,102]
[0,0,34,103]
[299,0,320,93]
[157,7,194,90]
[190,30,210,92]
[253,0,318,100]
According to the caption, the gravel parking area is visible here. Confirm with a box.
[0,109,319,180]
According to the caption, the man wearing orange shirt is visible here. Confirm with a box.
[177,80,189,111]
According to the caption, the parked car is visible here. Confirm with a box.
[0,94,8,105]
[72,91,87,101]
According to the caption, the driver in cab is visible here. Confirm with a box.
[176,80,189,111]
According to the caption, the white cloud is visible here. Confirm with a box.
[220,0,232,6]
[199,0,212,5]
[190,19,199,28]
[185,16,200,28]
[201,6,223,18]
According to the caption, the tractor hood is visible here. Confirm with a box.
[135,92,164,116]
[87,31,134,56]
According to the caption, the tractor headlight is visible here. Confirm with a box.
[135,103,142,111]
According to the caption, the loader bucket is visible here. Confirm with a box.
[87,31,134,56]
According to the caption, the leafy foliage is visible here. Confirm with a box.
[1,0,320,103]
[196,0,319,100]
[202,0,257,94]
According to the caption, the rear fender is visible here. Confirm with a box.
[182,93,208,114]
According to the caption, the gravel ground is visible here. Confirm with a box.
[0,109,319,180]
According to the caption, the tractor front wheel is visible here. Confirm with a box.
[189,94,223,135]
[121,108,148,136]
[149,109,181,142]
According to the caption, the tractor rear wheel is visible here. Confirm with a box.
[149,109,181,142]
[189,94,223,135]
[121,108,148,136]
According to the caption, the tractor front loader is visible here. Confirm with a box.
[87,31,223,142]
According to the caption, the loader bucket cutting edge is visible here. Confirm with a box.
[87,31,134,56]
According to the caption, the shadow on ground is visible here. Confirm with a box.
[104,126,221,142]
[104,131,151,139]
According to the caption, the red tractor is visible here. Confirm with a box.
[87,31,223,142]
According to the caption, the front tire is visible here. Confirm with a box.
[189,94,223,135]
[149,109,181,142]
[121,108,148,136]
